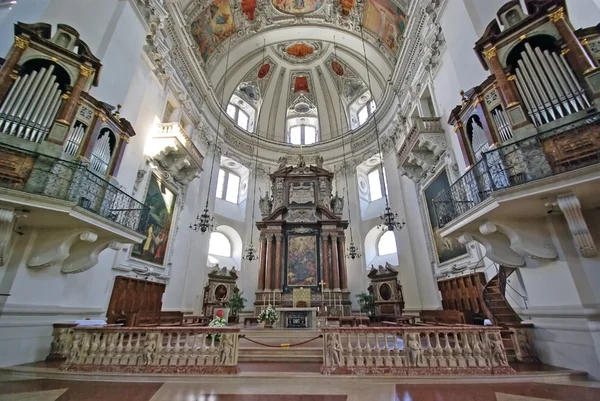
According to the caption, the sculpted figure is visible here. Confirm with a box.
[297,154,306,168]
[219,334,235,365]
[315,155,324,167]
[331,191,344,214]
[328,334,343,366]
[277,156,287,169]
[407,333,424,366]
[489,334,507,366]
[69,332,82,363]
[143,333,158,365]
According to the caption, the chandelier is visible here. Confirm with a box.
[333,38,362,260]
[190,37,233,234]
[243,40,268,261]
[359,21,405,233]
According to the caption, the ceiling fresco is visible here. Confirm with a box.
[363,0,408,53]
[191,0,236,62]
[272,0,325,14]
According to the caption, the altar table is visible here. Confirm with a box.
[276,307,318,329]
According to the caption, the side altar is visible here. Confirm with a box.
[254,156,351,316]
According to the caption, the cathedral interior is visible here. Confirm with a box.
[0,0,600,400]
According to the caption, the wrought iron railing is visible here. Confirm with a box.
[0,143,149,233]
[433,117,600,225]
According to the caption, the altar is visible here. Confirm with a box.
[276,307,318,329]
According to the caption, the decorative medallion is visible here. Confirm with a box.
[294,76,310,93]
[287,43,314,58]
[331,60,344,76]
[340,0,356,16]
[272,0,325,15]
[241,0,257,20]
[258,63,271,79]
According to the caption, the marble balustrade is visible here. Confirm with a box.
[62,326,241,374]
[321,326,514,375]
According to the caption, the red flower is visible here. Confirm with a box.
[216,309,224,318]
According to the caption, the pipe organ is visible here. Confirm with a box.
[450,0,599,166]
[0,22,137,182]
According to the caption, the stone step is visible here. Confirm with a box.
[239,346,323,363]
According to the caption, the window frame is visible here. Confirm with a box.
[288,123,318,145]
[227,103,251,131]
[208,231,232,258]
[216,168,241,204]
[377,230,397,256]
[367,166,387,202]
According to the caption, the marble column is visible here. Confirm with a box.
[331,234,340,291]
[274,234,283,290]
[338,235,348,291]
[264,234,273,291]
[0,36,29,105]
[483,46,520,107]
[322,235,330,290]
[548,7,597,79]
[56,64,93,126]
[257,235,267,290]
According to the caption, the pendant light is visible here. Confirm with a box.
[190,38,234,234]
[359,22,405,233]
[332,38,362,260]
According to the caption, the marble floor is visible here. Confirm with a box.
[1,363,599,401]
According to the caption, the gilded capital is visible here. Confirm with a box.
[14,36,29,50]
[548,7,565,23]
[79,65,94,77]
[483,46,497,60]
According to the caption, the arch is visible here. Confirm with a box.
[19,55,75,87]
[377,231,397,256]
[209,232,232,257]
[207,225,243,270]
[502,34,560,70]
[364,226,399,268]
[89,128,117,176]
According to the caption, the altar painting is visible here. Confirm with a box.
[273,0,324,14]
[191,0,236,62]
[423,170,467,264]
[363,0,408,53]
[132,175,176,266]
[286,235,318,286]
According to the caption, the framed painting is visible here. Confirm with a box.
[363,0,408,53]
[286,235,318,287]
[423,170,467,264]
[273,0,325,14]
[131,174,176,266]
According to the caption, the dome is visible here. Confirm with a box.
[179,0,409,146]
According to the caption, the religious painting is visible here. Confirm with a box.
[241,0,257,20]
[288,182,315,206]
[191,0,236,62]
[286,235,318,287]
[363,0,408,53]
[132,174,176,266]
[423,170,467,264]
[287,43,314,58]
[273,0,324,14]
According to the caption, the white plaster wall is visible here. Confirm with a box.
[0,0,53,56]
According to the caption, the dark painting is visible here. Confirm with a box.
[286,235,318,287]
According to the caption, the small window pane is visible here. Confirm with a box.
[358,106,369,125]
[304,126,316,144]
[368,170,382,201]
[227,104,236,119]
[237,111,249,131]
[209,232,231,257]
[225,173,240,203]
[216,169,226,199]
[378,231,397,255]
[370,100,377,113]
[290,126,302,144]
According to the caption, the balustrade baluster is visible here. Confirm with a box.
[463,331,475,367]
[392,332,402,367]
[425,332,436,367]
[174,333,182,365]
[355,332,364,367]
[434,332,445,367]
[454,332,466,367]
[114,333,123,364]
[444,332,455,367]
[133,332,142,365]
[365,333,373,367]
[345,333,354,367]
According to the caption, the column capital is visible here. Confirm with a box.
[275,234,283,242]
[14,36,29,49]
[547,7,565,23]
[483,46,497,60]
[79,65,94,77]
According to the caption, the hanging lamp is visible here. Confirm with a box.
[332,38,362,260]
[359,21,405,233]
[190,38,234,234]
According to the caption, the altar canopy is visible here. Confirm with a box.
[254,157,350,315]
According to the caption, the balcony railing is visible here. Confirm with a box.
[433,116,600,226]
[0,143,149,233]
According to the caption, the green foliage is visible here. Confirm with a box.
[230,291,247,316]
[356,292,375,315]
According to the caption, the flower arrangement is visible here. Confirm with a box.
[208,316,227,341]
[257,305,278,326]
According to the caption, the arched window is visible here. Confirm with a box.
[357,100,377,126]
[89,128,117,175]
[209,232,232,257]
[216,168,241,203]
[378,231,397,256]
[227,103,251,131]
[289,124,317,145]
[367,167,387,201]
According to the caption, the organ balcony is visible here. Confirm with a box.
[396,117,447,183]
[0,22,147,273]
[432,0,600,263]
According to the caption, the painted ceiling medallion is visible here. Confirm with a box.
[294,76,310,93]
[241,0,257,20]
[340,0,356,16]
[258,63,271,79]
[331,60,344,76]
[272,0,325,15]
[287,43,314,58]
[190,0,236,62]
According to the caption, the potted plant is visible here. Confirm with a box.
[257,305,278,328]
[208,314,227,342]
[356,292,375,320]
[229,291,247,324]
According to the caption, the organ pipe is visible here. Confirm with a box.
[22,67,56,140]
[90,131,114,175]
[515,69,540,125]
[543,49,577,112]
[525,43,564,118]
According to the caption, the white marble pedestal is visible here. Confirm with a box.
[276,307,318,329]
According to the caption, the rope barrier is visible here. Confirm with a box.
[240,334,323,348]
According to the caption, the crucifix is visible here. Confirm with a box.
[319,280,326,316]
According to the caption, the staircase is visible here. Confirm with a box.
[238,329,323,363]
[482,266,526,362]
